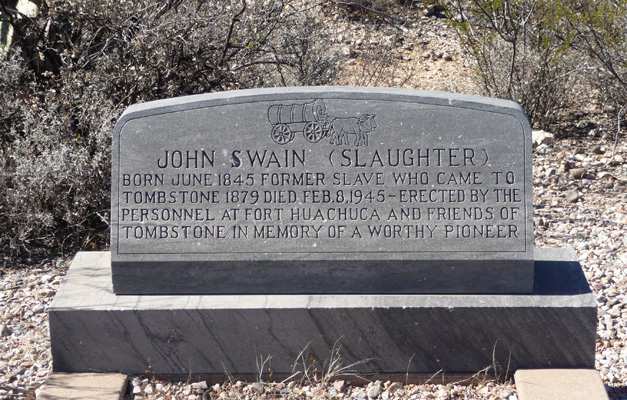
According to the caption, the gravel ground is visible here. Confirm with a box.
[533,134,627,400]
[1,135,626,399]
[127,378,518,400]
[0,259,68,399]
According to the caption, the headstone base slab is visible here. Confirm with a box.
[49,249,596,375]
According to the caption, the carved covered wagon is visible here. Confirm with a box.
[267,99,331,144]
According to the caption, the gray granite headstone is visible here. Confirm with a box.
[111,87,534,294]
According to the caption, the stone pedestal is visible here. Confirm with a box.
[49,248,596,375]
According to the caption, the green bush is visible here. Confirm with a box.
[444,0,581,129]
[0,0,340,257]
[444,0,627,127]
[557,0,627,108]
[0,51,115,255]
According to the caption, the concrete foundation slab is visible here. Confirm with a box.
[49,248,596,375]
[37,373,127,400]
[514,369,609,400]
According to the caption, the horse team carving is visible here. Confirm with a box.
[267,99,376,146]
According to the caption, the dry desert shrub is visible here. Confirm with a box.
[0,0,340,257]
[443,0,627,128]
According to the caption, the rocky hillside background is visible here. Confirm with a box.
[2,0,626,259]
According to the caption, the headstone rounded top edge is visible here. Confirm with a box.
[114,87,529,133]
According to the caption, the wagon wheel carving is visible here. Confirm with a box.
[303,121,324,143]
[271,124,295,145]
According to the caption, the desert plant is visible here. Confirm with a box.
[444,0,581,129]
[290,340,372,386]
[556,0,627,108]
[0,0,340,258]
[0,50,116,255]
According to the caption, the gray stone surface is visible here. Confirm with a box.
[49,249,596,375]
[111,87,534,294]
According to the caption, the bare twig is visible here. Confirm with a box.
[604,104,626,167]
[219,0,247,66]
[221,361,236,386]
[280,371,301,384]
[256,354,272,382]
[423,368,444,385]
[405,354,415,386]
